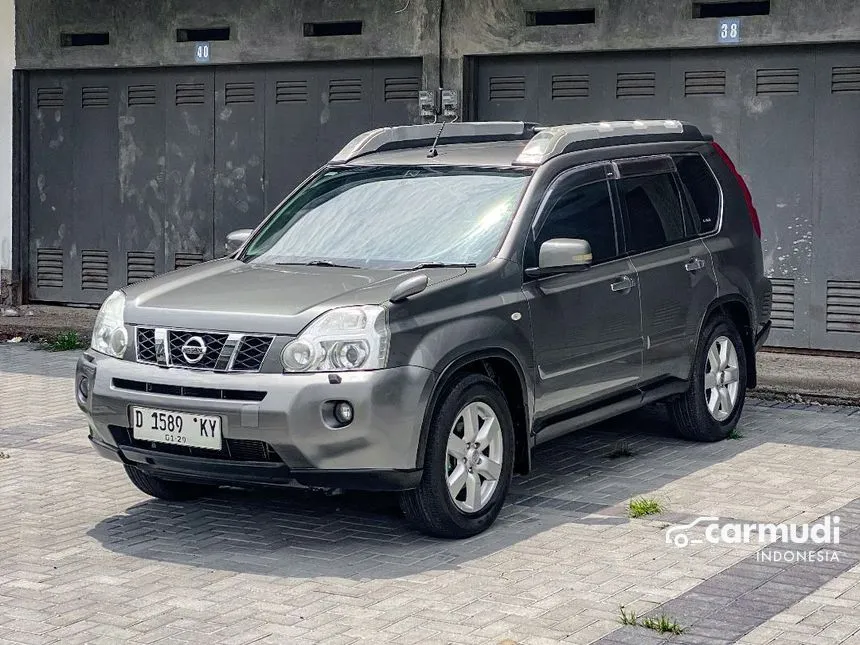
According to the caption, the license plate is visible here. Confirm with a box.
[131,407,222,450]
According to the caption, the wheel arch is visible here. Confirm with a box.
[698,295,757,389]
[417,349,533,476]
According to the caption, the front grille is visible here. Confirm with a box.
[134,327,274,373]
[168,331,228,369]
[113,378,266,402]
[233,336,274,372]
[109,426,282,462]
[136,328,157,363]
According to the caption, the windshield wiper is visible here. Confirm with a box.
[276,260,361,269]
[394,262,477,271]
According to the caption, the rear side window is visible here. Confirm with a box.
[619,173,685,254]
[674,154,720,235]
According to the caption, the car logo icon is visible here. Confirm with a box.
[665,516,720,548]
[181,336,207,364]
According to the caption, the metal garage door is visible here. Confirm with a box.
[474,46,860,352]
[27,58,421,305]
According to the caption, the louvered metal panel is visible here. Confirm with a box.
[616,71,656,98]
[826,280,860,333]
[384,77,419,102]
[756,68,800,95]
[769,278,795,330]
[551,74,589,99]
[329,79,362,102]
[275,80,308,104]
[82,86,109,108]
[127,251,157,284]
[37,87,64,109]
[128,84,157,106]
[225,82,255,104]
[175,82,205,105]
[489,76,526,101]
[831,67,860,94]
[174,252,205,270]
[685,70,727,96]
[81,250,109,290]
[36,249,64,289]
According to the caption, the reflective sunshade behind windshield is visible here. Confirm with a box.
[242,166,531,269]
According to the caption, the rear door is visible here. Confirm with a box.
[524,164,643,420]
[614,156,718,385]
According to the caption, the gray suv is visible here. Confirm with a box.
[76,120,772,538]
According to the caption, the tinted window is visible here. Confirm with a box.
[241,166,530,269]
[536,180,618,263]
[619,173,685,254]
[674,154,720,235]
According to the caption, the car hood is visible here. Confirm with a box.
[123,258,465,335]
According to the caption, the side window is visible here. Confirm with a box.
[619,172,685,254]
[674,154,721,235]
[535,180,618,264]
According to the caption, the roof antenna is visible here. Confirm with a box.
[427,120,446,158]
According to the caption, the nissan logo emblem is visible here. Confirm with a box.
[181,336,207,364]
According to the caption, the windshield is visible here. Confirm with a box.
[241,165,531,269]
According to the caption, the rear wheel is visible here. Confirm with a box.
[669,315,747,442]
[400,373,514,539]
[124,465,212,501]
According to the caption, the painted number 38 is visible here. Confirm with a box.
[720,23,739,39]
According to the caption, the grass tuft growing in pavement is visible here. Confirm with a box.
[41,330,87,352]
[640,614,685,635]
[619,606,638,626]
[606,440,634,459]
[0,451,9,460]
[628,497,663,518]
[619,607,684,635]
[727,428,744,440]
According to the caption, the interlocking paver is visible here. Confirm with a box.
[2,344,860,644]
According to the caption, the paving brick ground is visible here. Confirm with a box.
[1,343,859,645]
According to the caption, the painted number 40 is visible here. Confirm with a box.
[195,43,210,63]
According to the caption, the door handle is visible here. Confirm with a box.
[685,257,705,272]
[610,275,635,293]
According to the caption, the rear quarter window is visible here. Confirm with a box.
[674,154,721,235]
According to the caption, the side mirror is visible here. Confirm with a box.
[525,238,592,278]
[225,229,253,256]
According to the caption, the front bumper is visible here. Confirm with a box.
[76,351,435,491]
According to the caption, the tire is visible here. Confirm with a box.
[669,315,748,442]
[400,373,515,539]
[124,465,212,501]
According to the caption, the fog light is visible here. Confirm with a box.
[78,376,90,400]
[334,401,354,425]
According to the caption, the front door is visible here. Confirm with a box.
[523,165,644,421]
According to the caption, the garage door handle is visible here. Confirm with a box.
[685,257,705,272]
[610,275,635,293]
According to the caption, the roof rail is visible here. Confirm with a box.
[330,121,539,164]
[513,120,706,166]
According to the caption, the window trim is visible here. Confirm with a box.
[525,162,625,270]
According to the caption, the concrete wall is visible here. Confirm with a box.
[15,0,860,93]
[1,0,13,275]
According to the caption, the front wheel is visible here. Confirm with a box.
[669,315,748,442]
[400,373,515,539]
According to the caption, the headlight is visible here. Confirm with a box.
[91,290,127,358]
[281,305,389,373]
